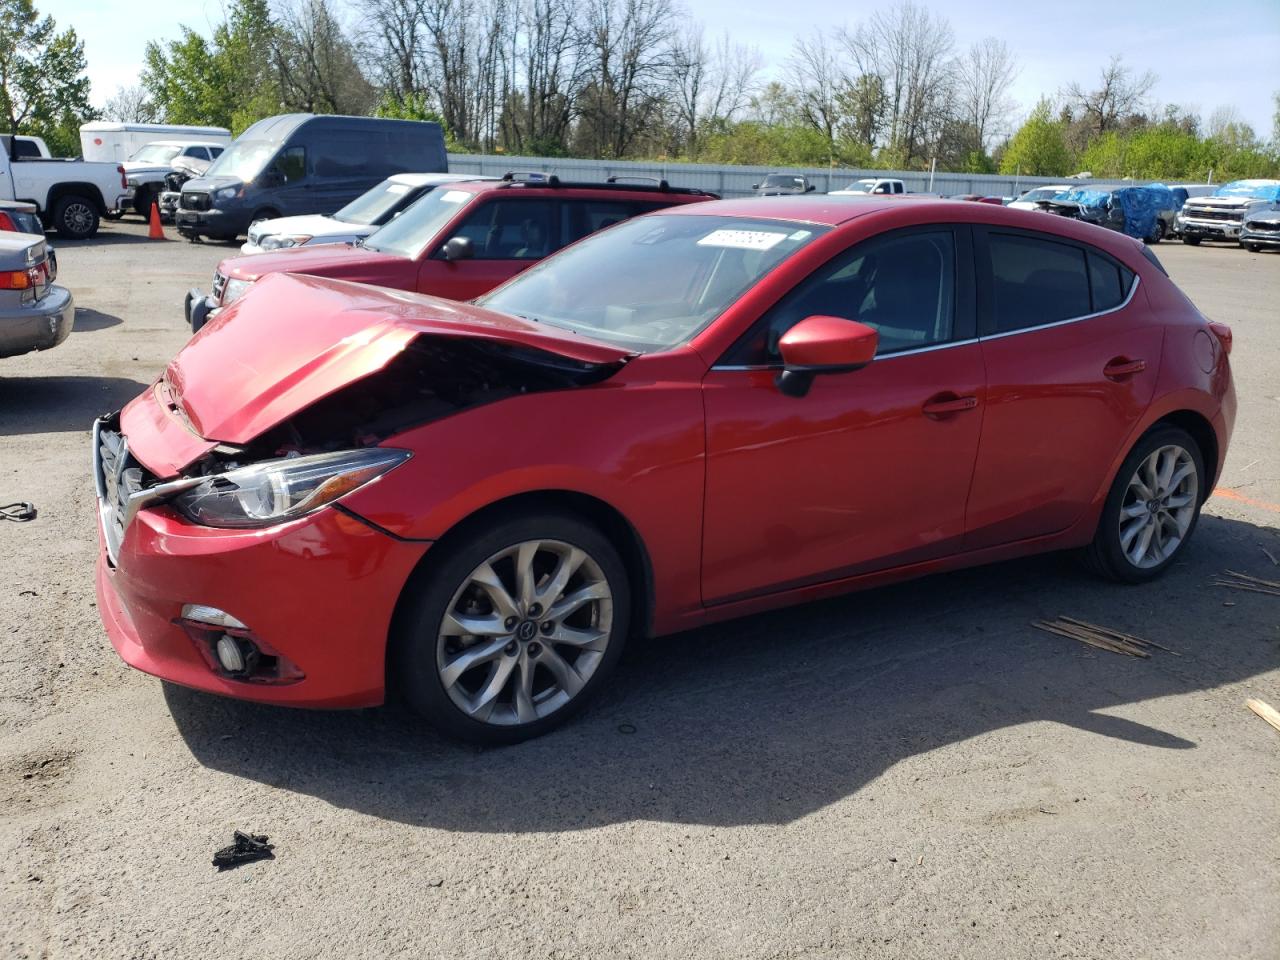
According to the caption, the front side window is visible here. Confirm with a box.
[478,214,826,353]
[724,230,956,364]
[449,200,555,260]
[275,146,306,182]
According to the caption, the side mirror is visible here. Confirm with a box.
[806,184,816,193]
[751,183,759,190]
[775,316,878,398]
[442,236,474,261]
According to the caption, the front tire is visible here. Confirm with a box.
[392,510,631,744]
[1246,243,1263,253]
[1082,425,1205,583]
[52,195,99,239]
[1182,236,1201,246]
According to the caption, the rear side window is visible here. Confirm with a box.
[988,233,1091,333]
[1087,252,1135,311]
[210,146,224,159]
[14,139,40,159]
[561,200,638,245]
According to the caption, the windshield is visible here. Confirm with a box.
[363,187,473,257]
[840,180,876,193]
[477,214,827,353]
[762,176,804,188]
[131,144,183,164]
[1214,180,1280,201]
[1020,188,1065,202]
[334,179,425,226]
[205,139,277,182]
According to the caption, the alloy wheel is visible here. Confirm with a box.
[1118,444,1198,569]
[65,202,94,235]
[435,539,613,726]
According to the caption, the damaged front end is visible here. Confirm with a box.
[99,273,631,554]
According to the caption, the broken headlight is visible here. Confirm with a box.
[171,448,410,528]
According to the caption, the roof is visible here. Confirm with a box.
[386,173,500,187]
[660,194,935,226]
[425,175,716,202]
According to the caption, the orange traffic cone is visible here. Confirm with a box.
[148,201,165,240]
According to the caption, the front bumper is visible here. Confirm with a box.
[92,419,431,708]
[0,285,74,359]
[1176,216,1243,240]
[1240,227,1280,248]
[175,207,247,239]
[183,288,218,331]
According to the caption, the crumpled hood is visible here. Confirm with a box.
[151,272,632,447]
[180,175,242,195]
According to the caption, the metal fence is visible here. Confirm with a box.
[447,153,1069,199]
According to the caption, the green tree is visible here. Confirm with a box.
[0,0,94,154]
[999,99,1072,176]
[142,0,278,133]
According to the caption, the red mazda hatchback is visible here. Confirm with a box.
[95,197,1235,743]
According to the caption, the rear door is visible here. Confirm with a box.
[964,227,1162,550]
[416,196,557,300]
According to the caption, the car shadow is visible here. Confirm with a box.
[0,375,148,435]
[72,309,123,332]
[165,513,1280,832]
[54,230,154,246]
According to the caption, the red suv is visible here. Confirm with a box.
[185,173,717,330]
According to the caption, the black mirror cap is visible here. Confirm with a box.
[442,236,474,261]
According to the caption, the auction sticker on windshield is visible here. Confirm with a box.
[697,229,789,250]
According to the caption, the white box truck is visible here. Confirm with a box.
[79,123,232,163]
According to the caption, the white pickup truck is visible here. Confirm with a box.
[0,136,127,239]
[829,178,907,196]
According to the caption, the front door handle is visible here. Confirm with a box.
[1103,357,1146,380]
[922,394,978,418]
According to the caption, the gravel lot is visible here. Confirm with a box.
[2,221,1278,959]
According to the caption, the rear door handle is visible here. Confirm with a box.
[1103,357,1146,380]
[922,394,978,418]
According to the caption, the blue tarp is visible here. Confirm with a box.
[1214,180,1280,201]
[1055,184,1175,238]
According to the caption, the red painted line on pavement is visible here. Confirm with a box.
[1213,488,1280,514]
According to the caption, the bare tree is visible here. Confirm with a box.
[102,84,158,123]
[500,0,585,154]
[669,28,759,157]
[359,0,431,102]
[841,2,955,165]
[788,32,846,161]
[1063,55,1156,135]
[273,0,376,114]
[955,37,1017,151]
[576,0,676,158]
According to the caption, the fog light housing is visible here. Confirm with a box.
[174,611,305,685]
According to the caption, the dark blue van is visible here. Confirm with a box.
[175,114,447,241]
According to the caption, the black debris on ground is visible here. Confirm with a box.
[213,831,275,871]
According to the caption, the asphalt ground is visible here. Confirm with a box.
[1,219,1277,959]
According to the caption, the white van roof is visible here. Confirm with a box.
[80,122,231,138]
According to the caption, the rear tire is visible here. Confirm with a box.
[1182,236,1201,246]
[1246,244,1263,253]
[392,510,631,745]
[52,195,99,239]
[1081,425,1205,583]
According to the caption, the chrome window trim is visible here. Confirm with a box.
[980,273,1140,342]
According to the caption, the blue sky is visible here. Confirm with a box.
[39,0,1280,139]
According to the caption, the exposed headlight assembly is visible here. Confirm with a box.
[172,449,411,529]
[219,278,254,306]
[260,233,313,250]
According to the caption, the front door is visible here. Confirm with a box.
[701,226,985,604]
[417,198,555,301]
